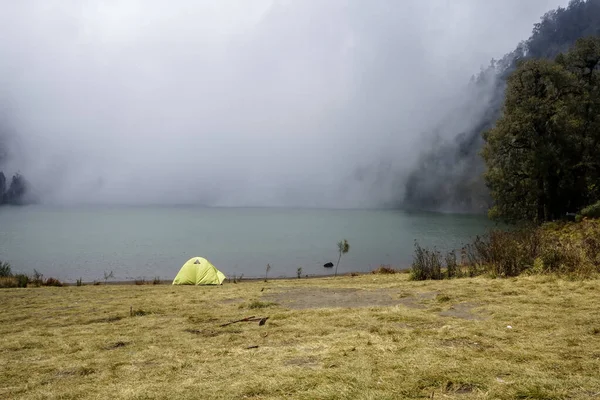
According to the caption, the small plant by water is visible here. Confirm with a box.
[297,267,302,279]
[104,270,115,284]
[335,239,350,277]
[410,242,443,281]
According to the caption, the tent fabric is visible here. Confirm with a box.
[172,257,226,285]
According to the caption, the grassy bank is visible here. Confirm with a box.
[1,274,599,399]
[411,219,600,280]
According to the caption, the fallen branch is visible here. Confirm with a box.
[220,316,256,327]
[220,316,270,327]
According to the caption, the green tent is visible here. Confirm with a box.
[172,257,226,285]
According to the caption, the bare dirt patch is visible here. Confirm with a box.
[261,287,438,310]
[220,297,244,305]
[439,302,486,320]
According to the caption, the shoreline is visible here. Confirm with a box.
[63,269,410,286]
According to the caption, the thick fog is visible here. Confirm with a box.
[0,0,568,208]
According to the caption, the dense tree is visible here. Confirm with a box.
[482,37,600,224]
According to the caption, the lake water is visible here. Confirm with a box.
[0,206,495,282]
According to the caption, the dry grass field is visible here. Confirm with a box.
[1,274,599,399]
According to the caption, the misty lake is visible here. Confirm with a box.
[0,206,495,282]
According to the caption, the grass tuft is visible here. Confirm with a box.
[240,300,278,309]
[372,265,398,274]
[130,308,151,316]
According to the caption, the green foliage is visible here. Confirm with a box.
[578,201,600,220]
[76,278,83,286]
[0,261,11,277]
[264,264,271,282]
[483,37,600,224]
[296,267,302,279]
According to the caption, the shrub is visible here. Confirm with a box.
[0,261,12,277]
[410,242,443,280]
[0,276,18,288]
[44,277,63,287]
[372,265,397,274]
[15,274,29,288]
[32,269,44,287]
[445,250,459,278]
[153,277,161,285]
[578,201,600,221]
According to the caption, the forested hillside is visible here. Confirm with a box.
[483,36,600,223]
[0,129,28,206]
[403,0,600,214]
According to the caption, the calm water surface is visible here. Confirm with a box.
[0,206,495,282]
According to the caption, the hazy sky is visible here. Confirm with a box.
[0,0,568,207]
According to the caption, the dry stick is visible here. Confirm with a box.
[219,316,269,327]
[219,316,256,327]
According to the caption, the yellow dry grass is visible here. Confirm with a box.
[1,274,599,399]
